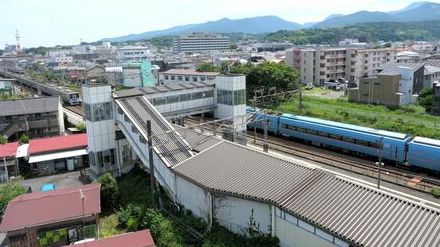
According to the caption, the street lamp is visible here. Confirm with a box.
[376,161,384,189]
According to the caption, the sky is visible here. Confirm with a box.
[0,0,437,47]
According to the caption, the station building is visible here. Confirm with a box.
[76,72,440,247]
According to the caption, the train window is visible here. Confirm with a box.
[354,139,368,146]
[343,137,354,143]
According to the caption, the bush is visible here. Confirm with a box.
[0,183,26,208]
[97,173,119,212]
[75,123,86,132]
[431,187,440,198]
[0,135,7,144]
[19,134,29,144]
[117,204,143,229]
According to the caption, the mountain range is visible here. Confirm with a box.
[103,1,440,42]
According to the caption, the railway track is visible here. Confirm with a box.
[183,116,440,194]
[63,105,84,116]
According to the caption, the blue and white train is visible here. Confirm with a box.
[247,107,440,172]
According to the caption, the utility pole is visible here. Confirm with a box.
[263,111,268,153]
[376,137,384,189]
[147,120,157,208]
[298,87,303,111]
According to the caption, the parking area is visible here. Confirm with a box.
[20,171,84,192]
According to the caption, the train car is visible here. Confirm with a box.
[12,73,80,105]
[407,137,440,172]
[246,108,280,134]
[278,114,411,163]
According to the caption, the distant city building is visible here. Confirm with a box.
[122,61,158,87]
[158,69,219,84]
[338,38,367,47]
[0,97,65,141]
[104,66,123,86]
[396,51,422,64]
[0,79,15,96]
[348,63,424,106]
[285,47,398,85]
[117,46,150,63]
[173,33,230,53]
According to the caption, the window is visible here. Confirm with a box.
[185,76,190,81]
[164,75,169,80]
[233,89,246,105]
[177,76,183,81]
[192,77,198,82]
[171,76,175,80]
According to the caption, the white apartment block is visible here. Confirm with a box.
[285,48,397,85]
[173,33,230,53]
[117,46,150,63]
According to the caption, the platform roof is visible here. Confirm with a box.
[173,141,440,247]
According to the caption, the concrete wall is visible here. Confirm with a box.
[214,196,271,235]
[174,176,211,222]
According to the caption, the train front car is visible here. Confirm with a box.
[407,137,440,172]
[246,107,280,134]
[65,92,80,105]
[278,114,410,164]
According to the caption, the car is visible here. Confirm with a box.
[40,183,56,192]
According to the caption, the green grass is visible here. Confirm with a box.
[273,96,440,139]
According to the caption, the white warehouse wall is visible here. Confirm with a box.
[214,196,272,235]
[174,176,212,222]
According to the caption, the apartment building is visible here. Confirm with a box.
[348,64,424,106]
[0,97,64,141]
[173,33,230,53]
[285,47,397,85]
[117,46,150,63]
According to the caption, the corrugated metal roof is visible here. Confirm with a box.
[116,97,193,166]
[378,62,424,76]
[173,141,320,203]
[0,183,101,232]
[0,96,59,117]
[160,69,219,76]
[281,175,440,247]
[173,141,440,247]
[173,125,221,152]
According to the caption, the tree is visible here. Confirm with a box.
[97,172,119,212]
[0,183,26,208]
[0,135,7,144]
[231,62,299,97]
[19,134,29,144]
[196,63,221,73]
[419,88,434,113]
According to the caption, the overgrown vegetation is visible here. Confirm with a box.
[273,95,440,139]
[265,20,440,44]
[98,167,279,246]
[0,183,26,208]
[431,187,440,198]
[97,173,119,212]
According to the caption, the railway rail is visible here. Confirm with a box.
[63,105,84,116]
[183,116,440,194]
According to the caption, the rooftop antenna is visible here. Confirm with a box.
[15,29,21,53]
